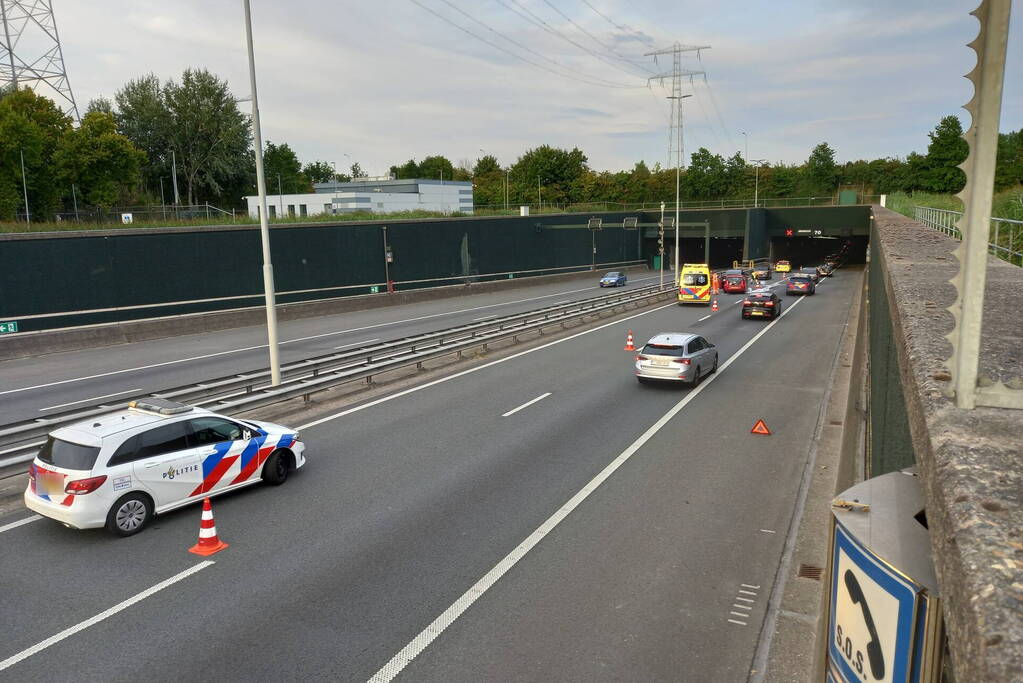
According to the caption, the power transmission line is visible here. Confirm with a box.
[537,0,652,74]
[433,0,641,88]
[696,52,736,149]
[495,0,647,81]
[409,0,643,89]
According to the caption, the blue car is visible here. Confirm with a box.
[599,271,627,287]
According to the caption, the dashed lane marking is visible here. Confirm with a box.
[502,393,552,418]
[364,296,809,682]
[39,388,142,412]
[0,515,41,534]
[0,561,215,672]
[333,338,379,350]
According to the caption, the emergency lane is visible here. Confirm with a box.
[0,272,660,424]
[0,269,857,681]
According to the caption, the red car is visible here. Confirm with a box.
[721,275,747,294]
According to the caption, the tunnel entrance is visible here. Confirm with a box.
[770,235,868,267]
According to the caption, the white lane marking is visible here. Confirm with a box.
[39,388,142,412]
[698,315,711,321]
[741,583,761,589]
[0,515,41,534]
[759,529,776,534]
[333,338,379,350]
[728,619,748,626]
[501,392,552,418]
[298,301,679,431]
[0,561,215,672]
[730,611,749,618]
[732,604,752,611]
[739,589,758,596]
[473,315,498,321]
[365,295,808,682]
[1,277,659,397]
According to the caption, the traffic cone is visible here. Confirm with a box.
[711,299,719,312]
[624,330,635,351]
[188,497,229,556]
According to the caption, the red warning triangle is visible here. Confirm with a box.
[751,419,772,436]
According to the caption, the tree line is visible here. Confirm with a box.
[0,64,1020,222]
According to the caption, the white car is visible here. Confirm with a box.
[25,399,305,536]
[635,332,718,384]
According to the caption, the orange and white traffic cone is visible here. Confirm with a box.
[624,330,635,351]
[711,299,719,312]
[188,497,229,556]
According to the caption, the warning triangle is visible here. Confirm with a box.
[751,419,772,436]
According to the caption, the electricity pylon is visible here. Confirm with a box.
[0,0,79,121]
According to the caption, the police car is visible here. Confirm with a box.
[25,399,305,536]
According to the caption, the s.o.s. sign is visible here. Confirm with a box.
[828,522,919,683]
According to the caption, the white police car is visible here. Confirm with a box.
[25,399,305,536]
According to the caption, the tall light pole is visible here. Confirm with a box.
[504,170,509,210]
[659,201,665,288]
[243,0,281,386]
[276,173,284,218]
[331,161,338,209]
[750,159,767,208]
[537,176,542,210]
[741,131,748,162]
[667,93,692,276]
[19,149,29,225]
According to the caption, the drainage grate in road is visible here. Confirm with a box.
[797,564,823,580]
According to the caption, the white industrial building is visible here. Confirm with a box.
[244,178,473,218]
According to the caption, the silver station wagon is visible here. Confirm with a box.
[634,333,718,384]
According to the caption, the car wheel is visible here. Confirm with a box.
[692,366,702,385]
[262,449,290,486]
[710,355,718,373]
[637,377,648,385]
[106,493,153,537]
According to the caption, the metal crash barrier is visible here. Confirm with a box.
[825,468,944,682]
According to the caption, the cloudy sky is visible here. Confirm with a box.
[47,0,1023,175]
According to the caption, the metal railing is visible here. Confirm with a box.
[914,206,1023,266]
[0,283,672,474]
[472,196,881,215]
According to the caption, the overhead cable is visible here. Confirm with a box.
[495,0,649,80]
[434,0,642,88]
[409,0,644,89]
[538,0,654,74]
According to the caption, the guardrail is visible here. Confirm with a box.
[914,205,1023,266]
[0,283,673,475]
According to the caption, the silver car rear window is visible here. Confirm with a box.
[642,344,685,357]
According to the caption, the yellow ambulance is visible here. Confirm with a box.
[677,263,712,305]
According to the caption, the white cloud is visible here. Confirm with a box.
[41,0,1022,175]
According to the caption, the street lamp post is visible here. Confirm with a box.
[504,170,509,210]
[242,0,281,386]
[537,176,542,210]
[750,159,767,208]
[276,173,284,218]
[741,131,748,162]
[659,201,665,289]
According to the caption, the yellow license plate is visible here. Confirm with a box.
[751,311,764,316]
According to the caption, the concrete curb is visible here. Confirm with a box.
[757,267,868,682]
[0,266,651,361]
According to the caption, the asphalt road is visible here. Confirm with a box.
[0,269,858,682]
[0,271,660,424]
